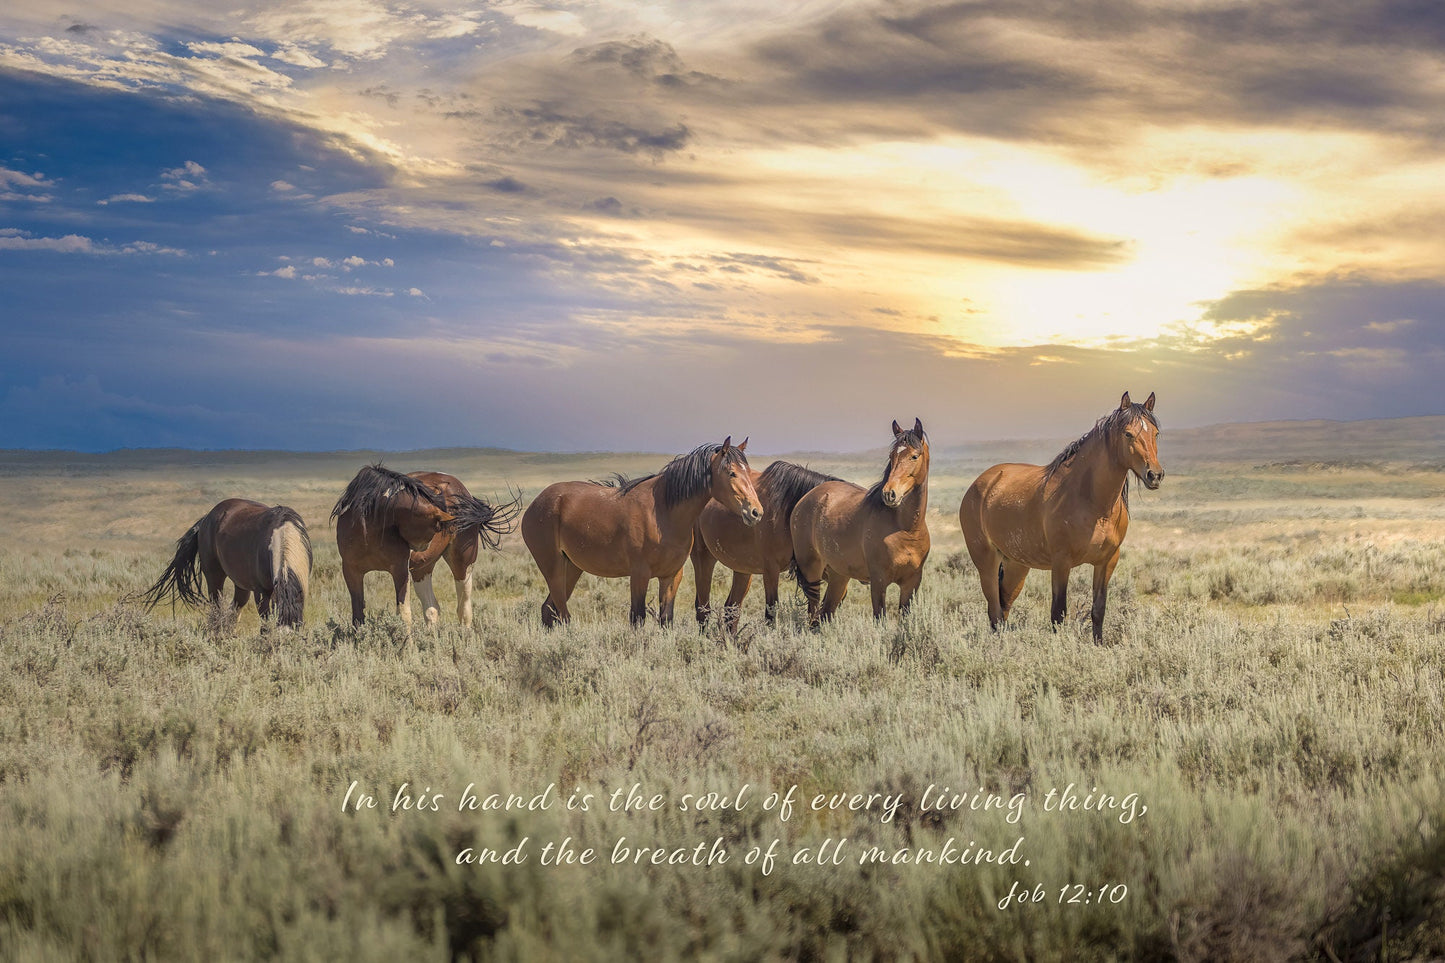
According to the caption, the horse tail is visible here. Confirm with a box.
[140,518,207,610]
[266,507,311,627]
[449,490,523,549]
[787,554,822,607]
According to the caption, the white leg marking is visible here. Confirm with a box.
[399,577,413,625]
[457,568,474,628]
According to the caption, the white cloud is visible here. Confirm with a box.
[98,193,156,205]
[161,160,208,192]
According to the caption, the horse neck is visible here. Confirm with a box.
[649,475,716,529]
[1058,433,1129,513]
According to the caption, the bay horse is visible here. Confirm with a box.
[790,419,931,626]
[332,464,515,628]
[959,391,1162,642]
[405,471,522,629]
[140,499,311,629]
[521,438,764,627]
[691,460,841,632]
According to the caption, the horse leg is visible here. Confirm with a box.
[629,569,650,627]
[658,568,686,626]
[972,548,1005,630]
[541,558,582,629]
[454,567,475,630]
[414,571,441,628]
[723,572,752,634]
[999,561,1030,620]
[819,574,849,622]
[898,569,924,616]
[1091,551,1121,643]
[391,563,413,630]
[230,586,250,634]
[691,540,717,625]
[762,564,781,625]
[1050,565,1070,629]
[792,546,826,627]
[869,577,889,620]
[343,562,366,626]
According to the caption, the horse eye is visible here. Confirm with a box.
[1125,430,1134,438]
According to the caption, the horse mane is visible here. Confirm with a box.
[616,442,750,508]
[330,463,448,528]
[758,461,841,523]
[1044,402,1160,507]
[865,426,927,507]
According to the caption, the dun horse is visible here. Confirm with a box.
[521,438,763,627]
[141,499,311,629]
[691,460,841,632]
[332,464,515,627]
[960,391,1162,642]
[790,420,931,625]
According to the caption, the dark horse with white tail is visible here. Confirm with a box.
[790,419,931,625]
[960,391,1162,642]
[691,460,841,633]
[522,438,764,627]
[332,464,516,628]
[140,499,312,629]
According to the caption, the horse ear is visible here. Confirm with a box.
[892,419,903,436]
[720,435,732,451]
[1119,391,1132,410]
[738,436,748,452]
[1144,392,1156,412]
[913,417,923,435]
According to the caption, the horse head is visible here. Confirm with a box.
[880,418,929,508]
[1116,391,1164,490]
[395,492,455,549]
[709,436,764,527]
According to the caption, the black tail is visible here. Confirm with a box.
[788,554,822,607]
[449,490,523,549]
[140,519,206,610]
[997,563,1006,602]
[272,568,306,627]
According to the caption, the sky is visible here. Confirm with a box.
[1,0,1443,452]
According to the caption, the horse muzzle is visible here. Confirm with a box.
[1143,469,1164,490]
[881,489,901,508]
[740,505,763,527]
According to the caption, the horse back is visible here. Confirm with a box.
[522,480,651,578]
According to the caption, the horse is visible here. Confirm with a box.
[332,464,515,628]
[521,438,764,627]
[790,419,931,625]
[690,460,841,633]
[140,499,311,630]
[959,391,1162,642]
[404,471,522,629]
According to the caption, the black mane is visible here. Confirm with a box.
[615,442,750,508]
[330,463,448,529]
[1044,402,1160,507]
[758,461,841,522]
[444,489,522,549]
[865,426,927,506]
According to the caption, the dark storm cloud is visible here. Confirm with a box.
[492,103,691,157]
[734,0,1445,147]
[567,36,721,88]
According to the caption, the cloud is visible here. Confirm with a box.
[97,193,155,204]
[160,160,208,192]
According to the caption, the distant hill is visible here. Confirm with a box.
[2,415,1443,474]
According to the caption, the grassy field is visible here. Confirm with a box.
[2,420,1444,961]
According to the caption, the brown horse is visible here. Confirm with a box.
[790,420,931,625]
[960,391,1162,642]
[521,438,764,627]
[405,471,521,629]
[141,499,311,629]
[332,464,515,627]
[691,460,841,632]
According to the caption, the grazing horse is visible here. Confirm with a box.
[332,464,514,628]
[405,471,521,629]
[141,499,311,629]
[960,391,1162,642]
[691,460,842,632]
[521,438,764,627]
[790,420,931,625]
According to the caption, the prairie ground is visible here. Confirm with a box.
[1,423,1443,961]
